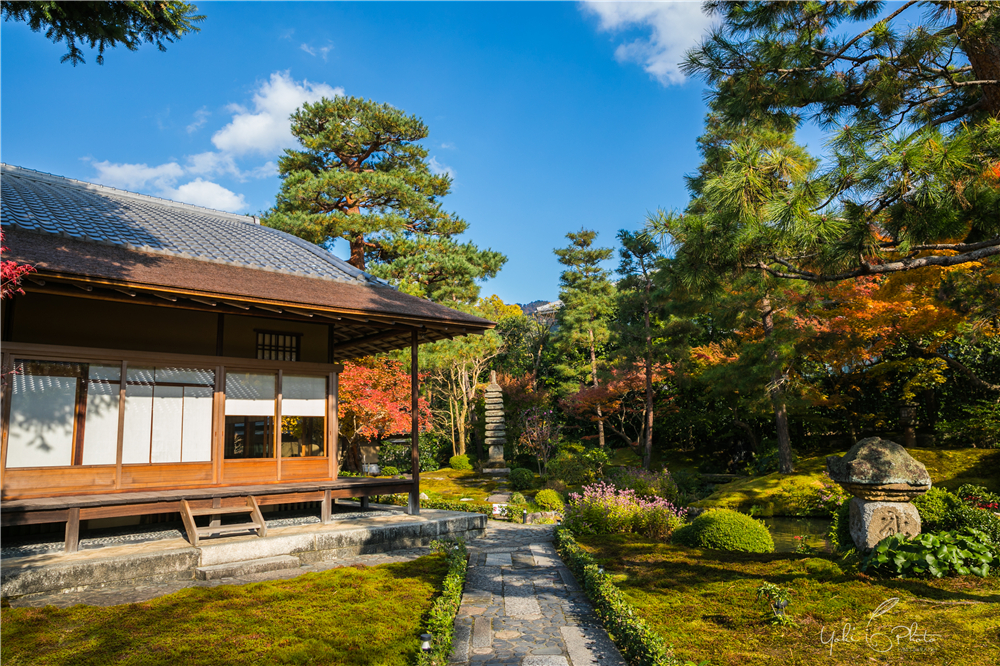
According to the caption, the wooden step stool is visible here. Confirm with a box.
[180,496,267,547]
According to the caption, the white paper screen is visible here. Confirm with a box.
[282,375,326,417]
[6,373,77,468]
[81,381,120,465]
[182,386,214,462]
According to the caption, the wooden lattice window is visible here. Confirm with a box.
[255,330,301,361]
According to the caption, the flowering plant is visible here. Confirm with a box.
[608,466,679,503]
[565,481,684,539]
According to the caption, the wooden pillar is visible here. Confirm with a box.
[408,330,420,515]
[322,489,332,523]
[65,508,81,553]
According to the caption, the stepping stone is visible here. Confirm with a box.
[528,543,559,568]
[450,617,472,663]
[521,657,569,666]
[472,616,492,648]
[485,552,513,566]
[503,578,541,616]
[556,567,580,592]
[511,552,535,568]
[466,566,503,594]
[560,625,626,666]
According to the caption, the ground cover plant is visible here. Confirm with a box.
[577,533,1000,666]
[1,555,450,666]
[696,448,1000,517]
[671,509,774,554]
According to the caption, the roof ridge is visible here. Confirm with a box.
[1,163,258,224]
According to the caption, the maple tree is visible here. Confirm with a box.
[1,229,34,300]
[337,356,430,471]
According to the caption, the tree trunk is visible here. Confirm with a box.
[957,2,1000,118]
[588,327,605,448]
[642,276,654,470]
[761,296,794,473]
[349,234,366,270]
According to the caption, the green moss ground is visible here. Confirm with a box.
[578,534,1000,666]
[1,554,449,666]
[418,468,501,501]
[695,448,1000,516]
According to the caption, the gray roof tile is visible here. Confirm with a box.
[0,163,387,286]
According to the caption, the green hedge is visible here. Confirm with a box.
[554,528,700,666]
[415,539,468,666]
[372,494,494,517]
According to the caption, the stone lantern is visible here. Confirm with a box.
[483,371,510,477]
[826,437,931,551]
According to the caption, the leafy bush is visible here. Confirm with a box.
[508,492,526,505]
[565,482,684,539]
[380,466,400,477]
[509,467,534,490]
[828,500,853,553]
[449,455,472,471]
[609,466,678,503]
[861,529,996,578]
[416,539,468,666]
[813,478,851,517]
[546,443,609,486]
[379,433,444,473]
[555,528,700,666]
[940,503,1000,548]
[535,488,565,511]
[913,487,963,532]
[956,483,1000,511]
[671,509,774,553]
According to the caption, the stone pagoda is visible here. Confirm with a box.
[483,371,510,476]
[826,437,932,551]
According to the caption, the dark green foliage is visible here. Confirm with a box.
[509,467,534,491]
[534,488,565,512]
[449,455,472,471]
[862,529,996,579]
[379,435,442,473]
[547,443,608,486]
[555,529,700,666]
[940,504,1000,549]
[264,96,504,304]
[373,494,493,516]
[508,492,526,506]
[671,509,774,553]
[956,483,1000,510]
[415,539,468,666]
[381,466,400,477]
[913,487,964,532]
[2,1,203,65]
[828,500,853,554]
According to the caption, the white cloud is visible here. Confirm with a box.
[581,1,716,85]
[428,157,455,179]
[185,151,240,178]
[439,142,456,150]
[211,71,344,156]
[186,107,211,133]
[89,160,184,190]
[164,179,248,212]
[300,42,333,61]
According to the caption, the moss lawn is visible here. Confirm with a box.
[578,533,1000,666]
[1,554,449,666]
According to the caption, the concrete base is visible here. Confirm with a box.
[483,468,511,475]
[849,497,921,551]
[1,509,486,598]
[196,555,300,581]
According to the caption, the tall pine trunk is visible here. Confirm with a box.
[642,280,654,470]
[957,2,1000,118]
[588,327,605,448]
[761,296,794,473]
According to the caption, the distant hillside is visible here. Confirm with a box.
[518,300,549,316]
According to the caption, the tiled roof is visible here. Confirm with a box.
[0,163,384,286]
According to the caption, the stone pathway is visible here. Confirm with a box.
[7,520,626,666]
[451,522,625,666]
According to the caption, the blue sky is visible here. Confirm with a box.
[3,1,728,305]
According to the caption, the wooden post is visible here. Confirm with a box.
[65,507,81,553]
[408,330,420,515]
[322,489,332,523]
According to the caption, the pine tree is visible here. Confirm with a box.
[681,1,1000,281]
[1,1,204,65]
[263,96,505,304]
[553,229,615,447]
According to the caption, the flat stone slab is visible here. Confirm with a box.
[472,616,492,648]
[195,555,300,581]
[483,468,511,475]
[450,617,472,663]
[521,657,569,666]
[486,552,513,567]
[504,577,541,616]
[560,625,626,666]
[528,543,559,568]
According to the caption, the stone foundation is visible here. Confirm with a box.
[848,497,921,551]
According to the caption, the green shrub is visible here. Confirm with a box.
[956,483,1000,510]
[547,443,608,486]
[940,503,1000,548]
[449,455,472,471]
[509,492,526,505]
[535,488,565,512]
[380,466,400,477]
[828,500,853,553]
[670,509,774,553]
[378,433,444,472]
[416,539,468,666]
[509,467,534,490]
[861,529,996,578]
[913,487,963,532]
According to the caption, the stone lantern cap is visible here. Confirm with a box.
[826,437,931,501]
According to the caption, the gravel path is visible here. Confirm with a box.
[8,520,626,666]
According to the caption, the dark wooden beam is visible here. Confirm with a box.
[409,329,420,515]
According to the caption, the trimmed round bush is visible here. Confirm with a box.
[381,466,400,477]
[509,468,534,491]
[509,492,526,505]
[913,487,963,532]
[449,455,472,471]
[670,509,774,553]
[535,488,565,512]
